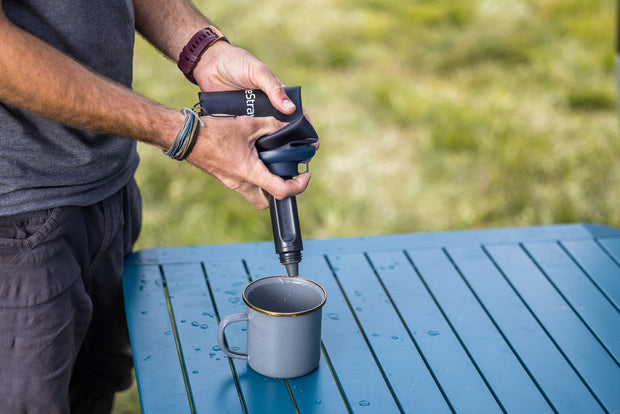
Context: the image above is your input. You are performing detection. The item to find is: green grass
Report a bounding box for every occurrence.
[115,0,617,411]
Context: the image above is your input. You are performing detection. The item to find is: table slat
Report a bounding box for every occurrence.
[370,249,501,413]
[404,248,554,413]
[598,237,620,263]
[327,252,453,413]
[447,245,607,413]
[161,262,243,413]
[523,241,620,363]
[560,239,620,311]
[487,243,620,413]
[122,265,192,413]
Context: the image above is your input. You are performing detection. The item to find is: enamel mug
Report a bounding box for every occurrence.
[217,276,326,378]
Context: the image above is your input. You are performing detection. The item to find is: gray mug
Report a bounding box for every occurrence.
[217,276,327,378]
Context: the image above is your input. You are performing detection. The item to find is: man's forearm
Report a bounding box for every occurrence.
[133,0,213,62]
[0,6,181,149]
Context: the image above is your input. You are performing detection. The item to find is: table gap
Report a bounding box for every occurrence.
[283,380,301,414]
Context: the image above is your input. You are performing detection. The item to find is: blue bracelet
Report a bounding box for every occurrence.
[164,108,204,160]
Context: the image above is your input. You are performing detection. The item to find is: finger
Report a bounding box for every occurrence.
[259,172,312,201]
[239,183,271,210]
[256,74,296,115]
[251,116,286,144]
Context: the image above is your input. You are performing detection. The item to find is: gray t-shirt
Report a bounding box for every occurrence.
[0,0,140,215]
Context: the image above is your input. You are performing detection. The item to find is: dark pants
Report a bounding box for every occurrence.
[0,179,141,414]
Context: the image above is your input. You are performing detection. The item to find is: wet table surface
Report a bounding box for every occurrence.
[122,223,620,413]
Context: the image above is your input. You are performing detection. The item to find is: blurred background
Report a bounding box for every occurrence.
[114,0,616,411]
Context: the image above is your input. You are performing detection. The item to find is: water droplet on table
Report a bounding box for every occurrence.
[191,321,200,327]
[327,313,340,320]
[229,297,240,304]
[359,400,370,407]
[315,399,322,405]
[427,330,440,336]
[212,345,221,352]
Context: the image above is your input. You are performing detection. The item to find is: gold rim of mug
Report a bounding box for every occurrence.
[242,276,327,317]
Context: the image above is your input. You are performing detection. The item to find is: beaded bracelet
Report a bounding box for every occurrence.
[164,107,204,161]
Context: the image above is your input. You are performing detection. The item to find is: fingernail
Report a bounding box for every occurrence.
[282,99,296,110]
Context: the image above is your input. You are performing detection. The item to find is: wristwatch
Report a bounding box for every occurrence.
[177,26,229,84]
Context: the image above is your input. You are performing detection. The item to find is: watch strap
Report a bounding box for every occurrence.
[178,26,229,84]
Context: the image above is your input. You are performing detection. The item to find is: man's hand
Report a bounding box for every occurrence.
[194,42,297,116]
[186,114,311,209]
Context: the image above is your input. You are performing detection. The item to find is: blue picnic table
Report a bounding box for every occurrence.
[122,223,620,413]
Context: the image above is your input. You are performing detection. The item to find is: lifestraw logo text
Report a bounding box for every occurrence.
[245,90,256,116]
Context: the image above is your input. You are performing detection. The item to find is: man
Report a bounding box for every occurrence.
[0,0,315,412]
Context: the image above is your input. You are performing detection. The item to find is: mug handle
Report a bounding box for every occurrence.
[217,312,249,360]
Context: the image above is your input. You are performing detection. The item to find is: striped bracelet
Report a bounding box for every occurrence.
[163,107,204,161]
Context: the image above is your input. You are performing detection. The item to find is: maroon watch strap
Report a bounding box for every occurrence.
[177,27,229,84]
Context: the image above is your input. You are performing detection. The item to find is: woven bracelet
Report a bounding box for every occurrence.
[164,108,204,160]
